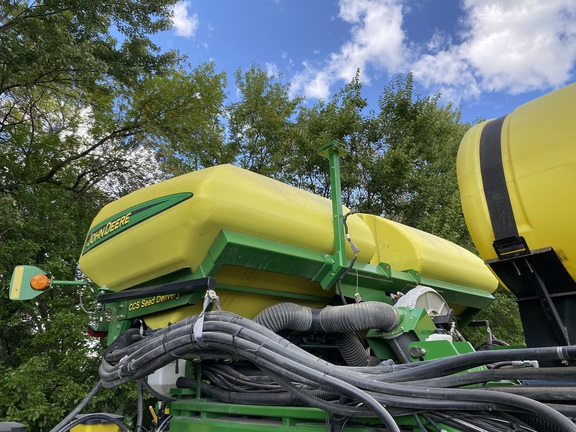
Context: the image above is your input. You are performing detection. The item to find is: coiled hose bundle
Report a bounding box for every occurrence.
[98,309,576,432]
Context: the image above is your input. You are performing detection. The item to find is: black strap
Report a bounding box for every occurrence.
[479,116,529,258]
[98,277,215,303]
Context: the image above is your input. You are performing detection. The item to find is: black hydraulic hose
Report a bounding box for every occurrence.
[135,380,144,432]
[212,314,572,381]
[374,382,576,431]
[254,302,576,381]
[433,413,534,432]
[409,367,576,388]
[203,335,401,431]
[368,346,576,383]
[50,380,103,432]
[156,415,172,432]
[547,404,576,417]
[343,360,425,373]
[176,376,363,416]
[204,364,281,391]
[105,315,401,431]
[512,413,563,432]
[99,311,576,431]
[264,370,376,418]
[203,322,573,431]
[177,376,311,405]
[487,386,576,401]
[205,335,506,414]
[140,378,176,402]
[202,369,282,392]
[101,310,528,392]
[201,323,576,431]
[211,315,576,431]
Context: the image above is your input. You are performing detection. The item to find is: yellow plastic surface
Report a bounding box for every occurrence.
[79,164,376,291]
[359,214,498,294]
[458,83,576,280]
[143,265,335,328]
[71,424,118,432]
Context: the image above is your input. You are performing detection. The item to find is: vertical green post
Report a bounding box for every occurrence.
[196,363,202,399]
[319,140,349,289]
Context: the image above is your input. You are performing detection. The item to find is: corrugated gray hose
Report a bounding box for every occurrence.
[253,301,400,366]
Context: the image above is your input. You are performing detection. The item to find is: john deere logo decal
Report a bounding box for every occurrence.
[81,192,193,255]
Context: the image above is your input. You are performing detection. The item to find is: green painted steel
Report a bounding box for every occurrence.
[100,227,494,343]
[168,397,461,431]
[170,397,383,431]
[191,230,492,309]
[319,140,350,290]
[366,307,435,362]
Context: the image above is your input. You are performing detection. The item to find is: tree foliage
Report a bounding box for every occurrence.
[0,0,223,429]
[462,287,526,348]
[228,65,303,178]
[373,75,472,246]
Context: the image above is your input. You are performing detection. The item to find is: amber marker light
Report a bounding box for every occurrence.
[30,274,51,291]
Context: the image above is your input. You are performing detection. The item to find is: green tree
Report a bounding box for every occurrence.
[368,73,472,246]
[292,70,372,199]
[0,184,106,429]
[462,287,526,348]
[0,0,178,96]
[227,64,303,179]
[0,1,226,429]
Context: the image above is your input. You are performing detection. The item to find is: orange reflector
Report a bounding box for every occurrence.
[30,274,50,291]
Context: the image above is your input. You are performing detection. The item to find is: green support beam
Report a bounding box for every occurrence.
[319,140,350,289]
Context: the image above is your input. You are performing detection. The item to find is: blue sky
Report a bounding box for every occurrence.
[155,0,576,123]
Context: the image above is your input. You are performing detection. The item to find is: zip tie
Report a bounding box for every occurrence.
[252,341,266,361]
[136,319,145,337]
[232,328,243,356]
[319,369,329,390]
[162,323,179,358]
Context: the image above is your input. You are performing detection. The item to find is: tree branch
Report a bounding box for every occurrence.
[34,126,142,186]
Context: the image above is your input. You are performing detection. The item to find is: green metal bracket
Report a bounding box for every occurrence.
[366,307,436,362]
[319,140,349,290]
[409,339,479,362]
[191,230,417,302]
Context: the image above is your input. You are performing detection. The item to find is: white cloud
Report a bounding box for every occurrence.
[414,0,576,101]
[291,0,576,103]
[291,0,407,99]
[291,62,331,99]
[413,51,481,102]
[427,31,452,54]
[266,62,280,78]
[172,1,199,38]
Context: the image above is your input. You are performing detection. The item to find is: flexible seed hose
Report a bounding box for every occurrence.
[253,301,400,333]
[253,301,399,366]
